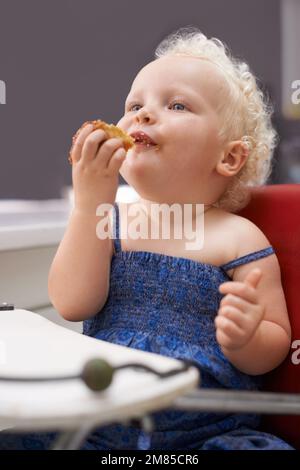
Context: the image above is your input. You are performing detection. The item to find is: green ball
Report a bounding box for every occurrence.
[81,358,114,392]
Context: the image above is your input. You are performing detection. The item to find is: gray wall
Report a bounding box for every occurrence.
[0,0,288,198]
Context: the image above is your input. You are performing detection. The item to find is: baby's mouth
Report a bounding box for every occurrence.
[134,141,158,148]
[130,131,158,147]
[132,141,160,153]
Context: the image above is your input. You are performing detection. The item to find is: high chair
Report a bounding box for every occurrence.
[172,183,300,449]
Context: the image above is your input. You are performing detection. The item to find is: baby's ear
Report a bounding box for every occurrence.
[216,140,249,177]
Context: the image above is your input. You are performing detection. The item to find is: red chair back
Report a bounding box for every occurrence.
[237,184,300,448]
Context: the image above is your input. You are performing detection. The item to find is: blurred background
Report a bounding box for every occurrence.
[0,0,299,199]
[0,0,299,329]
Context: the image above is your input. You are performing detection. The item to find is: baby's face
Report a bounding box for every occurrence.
[117,55,229,203]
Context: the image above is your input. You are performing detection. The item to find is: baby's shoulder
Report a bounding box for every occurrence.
[219,210,277,277]
[216,209,270,244]
[226,212,272,255]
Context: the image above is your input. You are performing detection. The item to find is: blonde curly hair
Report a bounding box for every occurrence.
[154,26,278,212]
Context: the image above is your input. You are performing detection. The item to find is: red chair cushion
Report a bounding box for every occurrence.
[237,184,300,448]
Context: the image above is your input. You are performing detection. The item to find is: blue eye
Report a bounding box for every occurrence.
[129,104,141,112]
[170,102,186,111]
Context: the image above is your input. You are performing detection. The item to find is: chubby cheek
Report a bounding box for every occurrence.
[116,115,128,132]
[166,131,201,165]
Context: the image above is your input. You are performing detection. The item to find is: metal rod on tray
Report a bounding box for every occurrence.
[171,389,300,415]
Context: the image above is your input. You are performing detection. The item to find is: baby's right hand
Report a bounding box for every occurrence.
[69,122,127,214]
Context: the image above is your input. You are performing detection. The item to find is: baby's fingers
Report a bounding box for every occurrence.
[95,137,125,169]
[107,147,127,174]
[215,315,245,350]
[220,293,254,312]
[69,123,94,163]
[218,304,250,330]
[81,129,108,163]
[219,281,257,304]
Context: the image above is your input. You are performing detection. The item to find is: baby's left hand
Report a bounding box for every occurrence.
[215,268,265,351]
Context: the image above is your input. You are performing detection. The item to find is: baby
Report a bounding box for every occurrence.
[0,27,293,450]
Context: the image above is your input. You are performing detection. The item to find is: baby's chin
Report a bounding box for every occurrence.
[119,159,148,193]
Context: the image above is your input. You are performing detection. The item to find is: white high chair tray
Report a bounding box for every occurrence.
[0,310,199,432]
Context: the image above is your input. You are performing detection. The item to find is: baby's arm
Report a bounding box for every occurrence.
[48,123,127,322]
[215,220,291,375]
[48,210,114,322]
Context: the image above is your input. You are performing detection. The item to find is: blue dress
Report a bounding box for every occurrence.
[0,203,293,450]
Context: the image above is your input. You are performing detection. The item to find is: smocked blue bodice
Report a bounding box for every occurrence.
[83,203,275,393]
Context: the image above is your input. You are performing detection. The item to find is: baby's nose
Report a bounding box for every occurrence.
[135,108,153,123]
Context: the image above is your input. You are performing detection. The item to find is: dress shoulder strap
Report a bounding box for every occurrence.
[112,202,122,253]
[220,246,275,272]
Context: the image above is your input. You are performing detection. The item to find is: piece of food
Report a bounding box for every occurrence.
[68,119,134,164]
[91,120,134,151]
